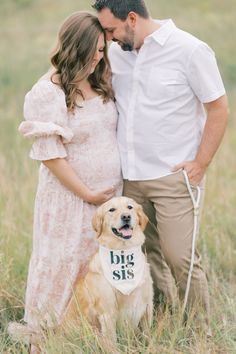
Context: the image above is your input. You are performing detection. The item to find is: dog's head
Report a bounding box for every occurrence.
[92,197,148,249]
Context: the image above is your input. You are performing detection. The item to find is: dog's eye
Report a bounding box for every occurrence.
[109,208,116,212]
[127,205,133,210]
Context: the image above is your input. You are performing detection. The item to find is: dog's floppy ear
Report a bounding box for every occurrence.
[137,205,148,231]
[92,206,104,238]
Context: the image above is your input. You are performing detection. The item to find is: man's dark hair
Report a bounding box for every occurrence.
[92,0,149,20]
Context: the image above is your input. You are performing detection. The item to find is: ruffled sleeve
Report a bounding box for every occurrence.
[19,79,73,161]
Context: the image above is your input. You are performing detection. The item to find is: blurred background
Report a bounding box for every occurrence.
[0,0,236,353]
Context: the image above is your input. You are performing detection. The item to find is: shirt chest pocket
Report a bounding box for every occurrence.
[147,68,187,100]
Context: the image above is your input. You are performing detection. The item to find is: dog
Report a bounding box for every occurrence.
[64,196,153,343]
[8,197,153,349]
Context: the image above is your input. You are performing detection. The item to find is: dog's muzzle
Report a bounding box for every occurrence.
[111,214,133,240]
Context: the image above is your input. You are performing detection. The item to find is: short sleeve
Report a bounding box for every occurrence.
[187,42,226,103]
[19,80,73,161]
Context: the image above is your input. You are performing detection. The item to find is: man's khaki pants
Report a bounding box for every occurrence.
[123,171,209,316]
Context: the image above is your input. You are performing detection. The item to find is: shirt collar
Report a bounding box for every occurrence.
[144,19,176,46]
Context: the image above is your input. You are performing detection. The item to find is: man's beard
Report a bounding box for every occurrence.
[120,41,134,51]
[119,24,135,52]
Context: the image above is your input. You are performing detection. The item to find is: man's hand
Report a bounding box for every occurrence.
[172,160,206,186]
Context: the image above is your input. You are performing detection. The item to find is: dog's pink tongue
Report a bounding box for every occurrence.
[120,228,132,236]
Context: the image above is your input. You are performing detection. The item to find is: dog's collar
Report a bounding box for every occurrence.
[99,245,146,295]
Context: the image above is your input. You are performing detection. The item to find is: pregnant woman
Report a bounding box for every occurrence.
[16,11,122,353]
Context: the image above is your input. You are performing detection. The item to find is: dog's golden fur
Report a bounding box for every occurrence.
[8,197,153,350]
[64,196,153,342]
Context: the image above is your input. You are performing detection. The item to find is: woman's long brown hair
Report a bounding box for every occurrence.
[51,11,114,113]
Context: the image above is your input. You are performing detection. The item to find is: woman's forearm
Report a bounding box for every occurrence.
[42,158,92,201]
[42,158,115,205]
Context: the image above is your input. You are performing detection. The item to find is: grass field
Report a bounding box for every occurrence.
[0,0,236,353]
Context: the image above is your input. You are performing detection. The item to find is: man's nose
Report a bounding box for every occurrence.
[105,32,113,41]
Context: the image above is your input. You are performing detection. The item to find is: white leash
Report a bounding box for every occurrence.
[182,169,201,314]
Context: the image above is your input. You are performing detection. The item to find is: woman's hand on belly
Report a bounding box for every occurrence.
[86,187,116,205]
[42,158,115,204]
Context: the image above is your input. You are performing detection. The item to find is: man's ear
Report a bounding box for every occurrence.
[92,206,104,238]
[127,11,137,28]
[137,205,148,231]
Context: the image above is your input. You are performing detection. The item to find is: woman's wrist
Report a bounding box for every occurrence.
[79,188,94,203]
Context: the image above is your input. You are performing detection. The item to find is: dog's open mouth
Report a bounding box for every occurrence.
[112,224,133,240]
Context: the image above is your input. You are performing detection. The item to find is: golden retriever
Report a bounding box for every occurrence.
[64,196,153,342]
[8,197,153,350]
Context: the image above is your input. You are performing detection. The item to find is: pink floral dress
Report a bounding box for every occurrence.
[19,78,122,329]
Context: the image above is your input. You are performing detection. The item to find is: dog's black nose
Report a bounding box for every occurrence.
[121,213,131,223]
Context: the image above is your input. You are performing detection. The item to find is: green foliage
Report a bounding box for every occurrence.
[0,0,236,353]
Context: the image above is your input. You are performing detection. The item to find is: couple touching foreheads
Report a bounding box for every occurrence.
[16,0,228,351]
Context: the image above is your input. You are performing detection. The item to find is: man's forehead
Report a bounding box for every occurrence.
[97,8,121,29]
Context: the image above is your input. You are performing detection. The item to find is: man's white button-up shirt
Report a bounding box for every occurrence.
[109,19,225,180]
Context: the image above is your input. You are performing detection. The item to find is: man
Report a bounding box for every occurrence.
[92,0,228,329]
